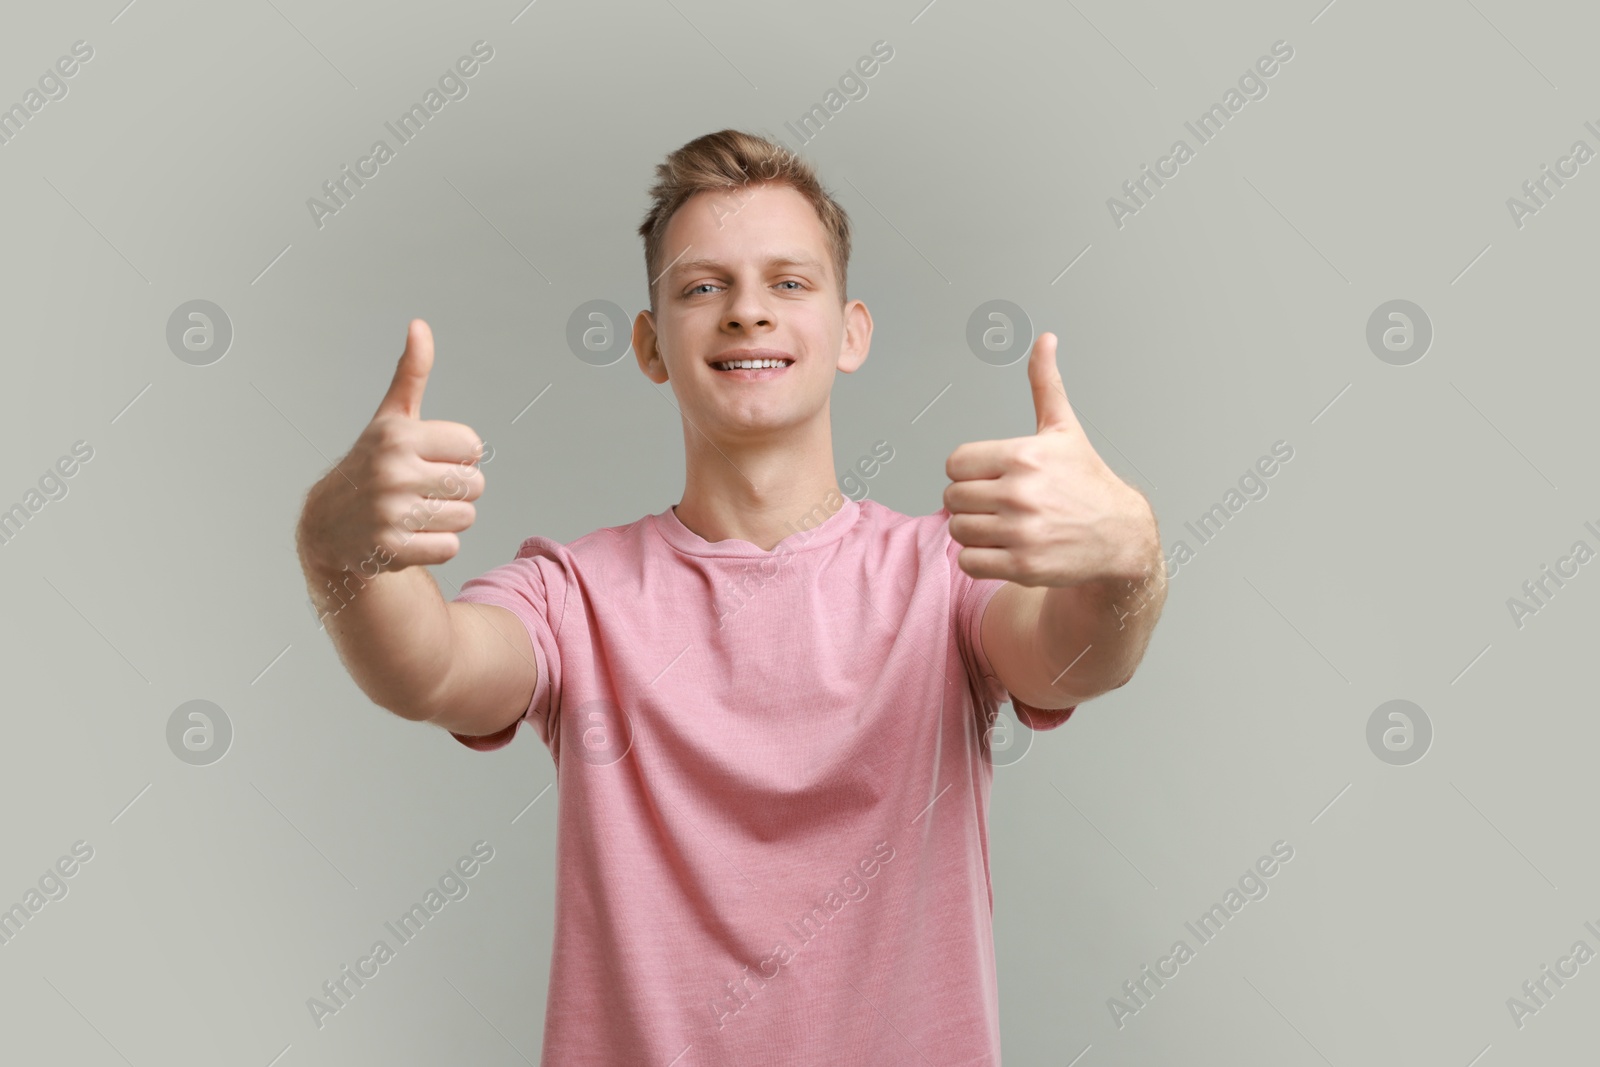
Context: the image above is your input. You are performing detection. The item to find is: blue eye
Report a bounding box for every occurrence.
[687,280,804,295]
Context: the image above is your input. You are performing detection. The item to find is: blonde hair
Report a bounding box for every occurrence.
[637,129,852,310]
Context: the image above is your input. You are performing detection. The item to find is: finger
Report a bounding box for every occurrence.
[376,319,434,420]
[947,512,1010,548]
[380,495,473,537]
[386,531,463,569]
[387,497,478,535]
[943,478,1010,515]
[954,545,1018,582]
[945,438,1024,482]
[411,419,485,465]
[1027,333,1080,435]
[417,459,485,502]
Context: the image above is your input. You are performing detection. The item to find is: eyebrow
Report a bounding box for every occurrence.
[667,252,827,278]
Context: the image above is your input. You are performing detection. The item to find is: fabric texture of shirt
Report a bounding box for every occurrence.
[447,497,1075,1064]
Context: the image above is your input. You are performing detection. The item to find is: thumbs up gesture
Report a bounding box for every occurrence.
[298,319,486,577]
[944,333,1153,588]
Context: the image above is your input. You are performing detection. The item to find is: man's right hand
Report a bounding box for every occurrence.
[298,318,486,578]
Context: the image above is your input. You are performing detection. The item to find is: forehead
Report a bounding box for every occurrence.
[661,182,832,276]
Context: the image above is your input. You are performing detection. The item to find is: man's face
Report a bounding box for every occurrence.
[633,182,870,445]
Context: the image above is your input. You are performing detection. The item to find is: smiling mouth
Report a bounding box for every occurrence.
[711,359,794,371]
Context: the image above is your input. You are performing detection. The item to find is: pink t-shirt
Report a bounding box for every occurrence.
[448,497,1074,1064]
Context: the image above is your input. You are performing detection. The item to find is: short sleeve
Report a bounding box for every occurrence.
[445,536,568,752]
[942,510,1076,732]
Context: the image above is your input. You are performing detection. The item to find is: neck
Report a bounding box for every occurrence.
[673,414,845,551]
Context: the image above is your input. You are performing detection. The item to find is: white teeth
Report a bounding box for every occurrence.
[714,359,790,370]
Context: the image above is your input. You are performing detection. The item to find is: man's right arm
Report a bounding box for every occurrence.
[298,539,536,736]
[429,600,538,737]
[294,317,536,741]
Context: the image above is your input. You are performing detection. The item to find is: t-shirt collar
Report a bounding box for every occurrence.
[650,496,861,558]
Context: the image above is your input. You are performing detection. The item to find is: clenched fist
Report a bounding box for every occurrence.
[298,319,486,578]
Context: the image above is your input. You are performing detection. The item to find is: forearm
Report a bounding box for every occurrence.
[1036,533,1167,701]
[296,500,455,721]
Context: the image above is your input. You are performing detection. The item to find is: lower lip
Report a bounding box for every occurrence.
[711,362,792,380]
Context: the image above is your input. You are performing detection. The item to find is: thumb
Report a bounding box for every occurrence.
[376,319,434,420]
[1028,332,1077,435]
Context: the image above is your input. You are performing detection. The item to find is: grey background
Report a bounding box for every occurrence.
[2,0,1596,1063]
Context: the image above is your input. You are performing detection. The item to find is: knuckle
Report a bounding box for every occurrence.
[423,532,457,563]
[374,528,405,557]
[373,416,410,451]
[439,420,482,456]
[406,499,440,531]
[374,497,404,528]
[380,495,427,532]
[371,460,411,493]
[1015,443,1045,471]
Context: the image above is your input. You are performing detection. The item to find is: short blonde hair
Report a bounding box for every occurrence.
[637,129,852,310]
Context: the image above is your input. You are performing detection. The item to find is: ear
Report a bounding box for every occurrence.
[837,299,872,374]
[633,309,669,384]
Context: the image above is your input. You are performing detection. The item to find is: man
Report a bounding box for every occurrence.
[296,128,1165,1063]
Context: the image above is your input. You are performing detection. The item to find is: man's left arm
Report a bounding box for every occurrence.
[947,332,1168,710]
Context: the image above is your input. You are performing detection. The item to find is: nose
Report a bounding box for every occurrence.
[723,281,774,331]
